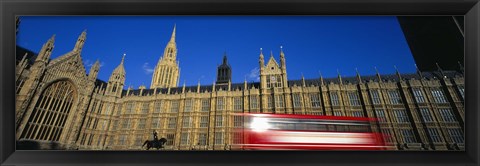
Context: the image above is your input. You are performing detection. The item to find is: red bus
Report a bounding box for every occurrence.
[234,113,389,150]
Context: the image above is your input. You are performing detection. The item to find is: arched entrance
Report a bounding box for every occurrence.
[20,80,77,141]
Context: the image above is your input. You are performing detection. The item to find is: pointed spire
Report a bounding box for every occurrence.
[270,50,274,58]
[244,76,248,89]
[301,72,306,87]
[337,69,343,85]
[259,48,264,67]
[121,53,126,65]
[212,80,216,92]
[374,66,382,82]
[182,81,186,93]
[436,62,446,78]
[197,80,201,93]
[355,68,362,84]
[394,65,402,80]
[223,52,228,65]
[414,64,423,79]
[319,71,325,86]
[170,24,176,43]
[37,34,56,62]
[73,30,87,53]
[228,80,231,91]
[280,45,285,58]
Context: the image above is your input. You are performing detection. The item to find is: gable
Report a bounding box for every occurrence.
[46,51,88,80]
[264,56,281,75]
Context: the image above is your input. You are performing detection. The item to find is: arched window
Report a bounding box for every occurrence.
[20,80,77,141]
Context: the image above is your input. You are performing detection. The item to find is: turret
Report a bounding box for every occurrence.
[415,64,423,79]
[88,60,100,81]
[259,48,264,69]
[216,52,232,84]
[356,68,363,84]
[375,67,382,82]
[73,30,86,53]
[106,54,126,97]
[36,34,55,63]
[394,65,402,81]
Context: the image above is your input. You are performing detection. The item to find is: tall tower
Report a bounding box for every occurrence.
[150,25,181,89]
[106,54,126,97]
[216,52,231,84]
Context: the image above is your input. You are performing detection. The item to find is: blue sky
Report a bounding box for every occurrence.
[17,16,415,89]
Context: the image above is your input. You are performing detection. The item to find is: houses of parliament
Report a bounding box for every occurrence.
[15,25,465,151]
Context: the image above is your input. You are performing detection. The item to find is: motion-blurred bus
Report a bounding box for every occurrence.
[233,113,389,150]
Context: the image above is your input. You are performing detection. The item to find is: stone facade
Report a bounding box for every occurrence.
[15,26,465,151]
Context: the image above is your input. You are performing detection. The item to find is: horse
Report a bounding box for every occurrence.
[142,138,167,150]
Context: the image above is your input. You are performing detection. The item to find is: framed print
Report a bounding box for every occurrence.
[1,0,479,166]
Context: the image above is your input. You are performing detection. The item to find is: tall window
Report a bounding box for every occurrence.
[154,101,162,113]
[215,115,223,127]
[457,86,465,99]
[166,134,175,145]
[352,111,364,117]
[142,103,149,114]
[180,133,189,145]
[137,119,146,129]
[275,95,285,108]
[439,108,456,122]
[233,97,243,111]
[151,118,160,129]
[250,96,259,109]
[348,91,361,106]
[170,101,179,113]
[135,134,143,146]
[184,99,193,112]
[216,97,225,111]
[427,128,442,143]
[182,116,191,128]
[200,116,209,128]
[419,108,434,122]
[198,133,207,145]
[201,99,210,112]
[375,109,386,122]
[112,120,119,131]
[104,104,112,115]
[292,93,302,108]
[234,115,243,127]
[388,90,403,104]
[267,95,273,108]
[214,132,223,144]
[118,135,127,145]
[370,90,381,104]
[330,92,340,106]
[168,117,177,129]
[122,119,131,129]
[382,129,393,142]
[448,128,464,143]
[401,129,416,143]
[431,88,448,103]
[333,111,342,116]
[126,102,135,114]
[394,109,409,123]
[310,93,321,108]
[412,88,426,103]
[233,132,243,144]
[116,104,123,115]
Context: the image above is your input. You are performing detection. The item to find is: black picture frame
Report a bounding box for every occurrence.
[1,0,479,166]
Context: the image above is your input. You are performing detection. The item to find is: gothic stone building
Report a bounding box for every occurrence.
[15,26,465,151]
